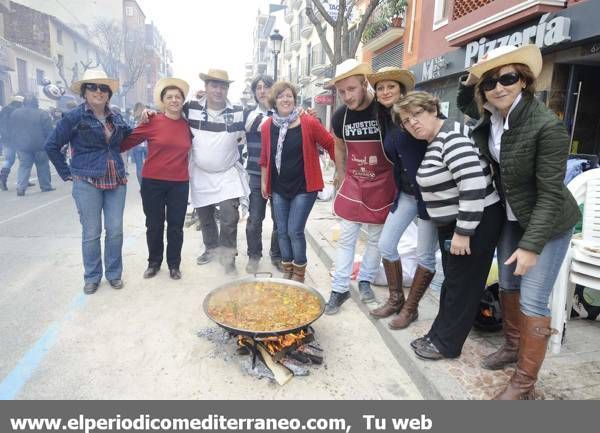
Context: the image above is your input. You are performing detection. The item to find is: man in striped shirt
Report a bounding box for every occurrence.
[243,74,283,274]
[188,69,249,275]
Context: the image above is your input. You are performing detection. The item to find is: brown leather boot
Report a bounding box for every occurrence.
[493,314,556,400]
[281,261,294,279]
[370,258,405,318]
[389,266,434,330]
[481,291,520,370]
[291,262,306,283]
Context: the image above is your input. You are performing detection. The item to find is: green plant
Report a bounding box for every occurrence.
[385,0,408,18]
[361,17,389,43]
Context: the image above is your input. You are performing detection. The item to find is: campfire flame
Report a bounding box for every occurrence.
[263,330,308,355]
[236,330,310,355]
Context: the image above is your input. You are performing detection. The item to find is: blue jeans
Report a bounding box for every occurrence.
[246,186,281,260]
[272,191,317,265]
[2,146,16,170]
[72,179,127,283]
[332,219,383,293]
[131,145,147,186]
[378,192,438,271]
[16,151,52,192]
[498,221,573,317]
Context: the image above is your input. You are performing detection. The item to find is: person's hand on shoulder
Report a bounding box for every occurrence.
[140,108,156,124]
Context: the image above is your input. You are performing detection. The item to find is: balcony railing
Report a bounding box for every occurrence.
[452,0,494,20]
[283,39,293,60]
[290,26,301,51]
[310,44,327,76]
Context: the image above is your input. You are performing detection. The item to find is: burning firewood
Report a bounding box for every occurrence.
[280,357,310,376]
[256,344,293,385]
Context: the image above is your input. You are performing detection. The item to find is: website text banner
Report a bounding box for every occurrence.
[0,401,596,433]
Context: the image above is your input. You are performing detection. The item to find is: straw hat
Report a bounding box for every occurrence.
[199,68,233,84]
[153,77,190,111]
[70,69,119,95]
[367,66,415,91]
[325,59,372,89]
[468,44,542,79]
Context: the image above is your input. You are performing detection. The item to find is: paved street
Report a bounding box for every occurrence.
[0,163,422,399]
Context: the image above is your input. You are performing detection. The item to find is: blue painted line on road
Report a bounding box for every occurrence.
[0,232,138,399]
[0,293,87,400]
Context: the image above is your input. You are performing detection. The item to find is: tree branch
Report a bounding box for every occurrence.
[350,0,379,56]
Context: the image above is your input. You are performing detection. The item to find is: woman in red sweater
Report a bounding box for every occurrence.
[121,78,191,280]
[260,82,335,282]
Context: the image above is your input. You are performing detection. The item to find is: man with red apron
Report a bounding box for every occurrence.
[324,60,396,315]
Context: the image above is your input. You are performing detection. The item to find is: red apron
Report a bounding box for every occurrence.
[333,110,396,224]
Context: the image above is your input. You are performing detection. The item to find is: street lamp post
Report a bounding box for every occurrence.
[269,29,283,81]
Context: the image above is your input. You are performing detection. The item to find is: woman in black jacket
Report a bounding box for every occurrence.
[457,44,580,400]
[365,67,439,332]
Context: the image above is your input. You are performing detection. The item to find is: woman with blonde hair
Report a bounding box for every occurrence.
[395,91,503,361]
[260,81,335,283]
[457,45,579,399]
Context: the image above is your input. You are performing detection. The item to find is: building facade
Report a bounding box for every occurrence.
[408,0,600,155]
[2,1,104,108]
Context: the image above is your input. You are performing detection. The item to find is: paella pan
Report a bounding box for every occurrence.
[203,275,326,337]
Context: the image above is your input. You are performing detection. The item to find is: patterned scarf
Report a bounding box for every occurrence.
[271,108,300,173]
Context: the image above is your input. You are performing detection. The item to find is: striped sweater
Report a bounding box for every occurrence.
[416,122,499,236]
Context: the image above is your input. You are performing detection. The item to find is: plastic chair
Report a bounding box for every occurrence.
[550,168,600,354]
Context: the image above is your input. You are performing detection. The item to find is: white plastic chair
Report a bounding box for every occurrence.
[550,168,600,354]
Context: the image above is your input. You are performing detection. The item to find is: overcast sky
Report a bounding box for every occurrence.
[139,0,274,102]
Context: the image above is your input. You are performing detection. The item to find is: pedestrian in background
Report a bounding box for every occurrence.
[260,81,335,283]
[0,95,24,191]
[46,70,132,295]
[130,102,148,187]
[10,96,54,196]
[457,44,579,400]
[120,78,191,280]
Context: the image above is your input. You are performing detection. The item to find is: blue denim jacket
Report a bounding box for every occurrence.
[45,103,131,180]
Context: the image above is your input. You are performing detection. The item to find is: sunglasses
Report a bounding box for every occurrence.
[84,83,111,93]
[480,72,521,92]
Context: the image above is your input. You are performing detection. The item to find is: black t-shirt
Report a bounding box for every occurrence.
[270,124,306,198]
[332,99,380,141]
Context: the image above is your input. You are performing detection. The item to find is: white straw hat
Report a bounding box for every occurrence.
[153,77,190,111]
[468,44,542,79]
[70,69,119,95]
[325,59,372,89]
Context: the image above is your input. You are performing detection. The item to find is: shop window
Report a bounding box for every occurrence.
[16,58,28,94]
[433,0,451,29]
[36,69,45,85]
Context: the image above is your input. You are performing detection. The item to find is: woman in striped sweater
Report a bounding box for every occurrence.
[394,91,504,360]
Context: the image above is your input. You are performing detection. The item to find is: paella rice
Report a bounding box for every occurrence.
[206,282,322,332]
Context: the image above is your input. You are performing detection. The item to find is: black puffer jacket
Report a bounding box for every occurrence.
[457,77,580,254]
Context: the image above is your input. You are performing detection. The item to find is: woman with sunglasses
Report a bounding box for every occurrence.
[395,91,503,362]
[46,70,132,295]
[457,45,579,399]
[120,78,191,281]
[365,67,439,331]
